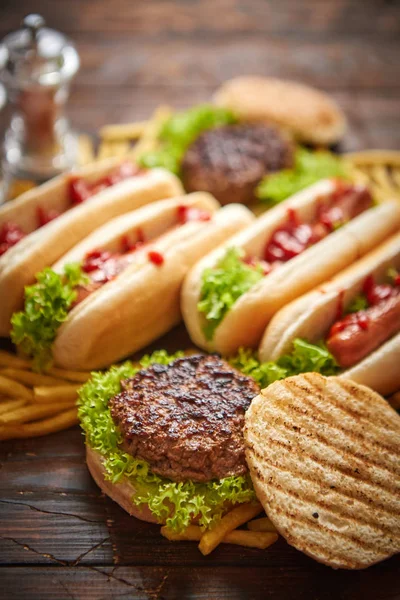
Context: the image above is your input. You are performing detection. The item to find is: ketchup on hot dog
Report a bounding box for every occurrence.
[0,222,26,256]
[69,162,141,205]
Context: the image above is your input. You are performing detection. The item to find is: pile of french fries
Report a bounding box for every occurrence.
[0,350,92,441]
[161,502,279,555]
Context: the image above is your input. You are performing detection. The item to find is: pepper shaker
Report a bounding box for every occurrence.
[0,14,80,201]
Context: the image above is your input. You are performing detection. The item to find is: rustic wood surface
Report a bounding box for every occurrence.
[1,1,400,598]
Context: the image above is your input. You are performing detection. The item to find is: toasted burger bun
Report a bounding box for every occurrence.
[86,445,159,523]
[0,165,183,336]
[181,179,400,355]
[52,202,253,370]
[213,76,347,145]
[245,373,400,569]
[259,233,400,396]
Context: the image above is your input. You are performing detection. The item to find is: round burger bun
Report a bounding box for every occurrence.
[213,76,347,146]
[245,373,400,569]
[86,445,159,523]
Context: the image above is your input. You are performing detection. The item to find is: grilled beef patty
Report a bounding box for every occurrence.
[181,123,294,205]
[109,355,259,482]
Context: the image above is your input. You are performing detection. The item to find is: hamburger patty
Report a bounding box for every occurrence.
[109,355,259,482]
[181,123,293,205]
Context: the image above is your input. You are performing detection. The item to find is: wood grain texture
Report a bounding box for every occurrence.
[0,1,400,598]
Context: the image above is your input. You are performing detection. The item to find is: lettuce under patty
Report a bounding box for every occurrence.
[78,350,256,533]
[257,147,350,205]
[198,247,264,340]
[11,264,88,371]
[138,104,237,175]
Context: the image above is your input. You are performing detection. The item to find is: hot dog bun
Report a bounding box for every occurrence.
[213,77,347,145]
[259,233,400,395]
[0,166,183,336]
[182,180,400,355]
[244,373,400,569]
[52,202,253,370]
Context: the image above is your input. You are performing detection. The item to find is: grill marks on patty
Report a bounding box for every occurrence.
[181,123,294,205]
[109,355,259,482]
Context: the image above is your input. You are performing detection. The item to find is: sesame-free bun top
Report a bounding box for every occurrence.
[213,76,347,146]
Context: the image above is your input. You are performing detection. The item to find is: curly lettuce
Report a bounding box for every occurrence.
[78,350,255,532]
[230,339,339,388]
[257,147,350,205]
[197,248,264,340]
[138,104,237,175]
[11,264,88,371]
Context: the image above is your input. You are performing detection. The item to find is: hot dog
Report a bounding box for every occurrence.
[0,158,183,335]
[182,179,400,355]
[259,233,400,395]
[11,194,254,370]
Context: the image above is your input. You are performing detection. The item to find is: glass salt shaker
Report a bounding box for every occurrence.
[0,14,80,201]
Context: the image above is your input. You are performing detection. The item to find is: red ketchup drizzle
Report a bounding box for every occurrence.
[177,205,211,224]
[81,249,115,274]
[264,208,319,264]
[362,274,397,305]
[0,222,26,256]
[37,206,61,227]
[69,162,141,206]
[121,228,146,253]
[148,250,164,266]
[329,312,369,337]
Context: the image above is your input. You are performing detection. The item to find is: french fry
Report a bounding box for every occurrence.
[100,121,148,141]
[161,525,202,542]
[161,525,278,551]
[0,398,28,415]
[0,408,78,440]
[46,367,92,383]
[223,530,278,550]
[0,375,33,401]
[33,384,81,404]
[0,368,65,388]
[247,516,277,532]
[345,150,400,166]
[198,503,263,556]
[78,134,95,166]
[0,350,31,370]
[0,402,75,424]
[132,105,172,157]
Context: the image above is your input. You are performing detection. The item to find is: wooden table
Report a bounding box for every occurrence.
[1,1,399,598]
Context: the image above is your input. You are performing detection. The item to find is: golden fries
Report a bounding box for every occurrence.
[132,105,172,158]
[198,503,263,556]
[247,516,277,533]
[0,350,31,370]
[0,402,75,424]
[46,367,92,383]
[33,384,81,404]
[0,408,78,440]
[161,525,202,542]
[0,368,64,387]
[78,134,95,166]
[0,375,33,401]
[0,398,28,415]
[161,523,278,551]
[100,121,148,141]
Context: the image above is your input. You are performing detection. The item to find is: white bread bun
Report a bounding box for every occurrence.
[213,77,347,145]
[259,233,400,396]
[182,179,400,355]
[86,445,159,523]
[53,192,220,272]
[0,167,183,336]
[244,373,400,569]
[53,203,253,370]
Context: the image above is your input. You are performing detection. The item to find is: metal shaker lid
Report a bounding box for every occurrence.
[0,14,80,87]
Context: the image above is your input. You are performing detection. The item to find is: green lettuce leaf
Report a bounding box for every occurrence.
[230,338,339,388]
[197,247,264,340]
[257,147,350,205]
[78,350,255,532]
[138,104,237,175]
[346,294,369,313]
[11,264,88,371]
